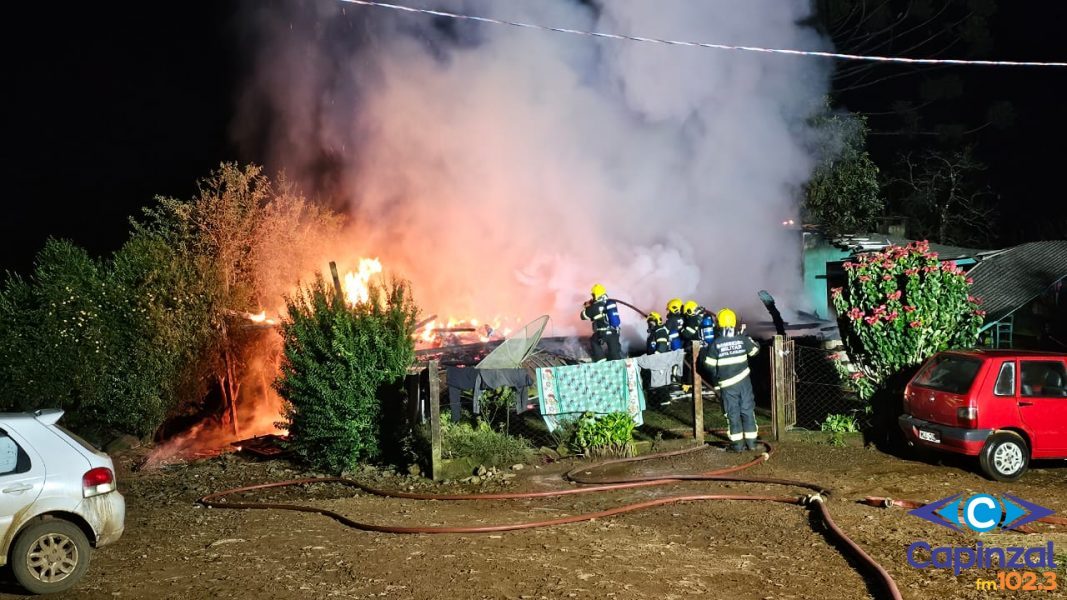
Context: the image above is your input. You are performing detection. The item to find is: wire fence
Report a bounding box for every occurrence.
[431,358,714,454]
[402,341,777,479]
[792,343,869,431]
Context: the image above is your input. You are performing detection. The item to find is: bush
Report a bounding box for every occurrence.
[277,275,417,474]
[820,413,859,447]
[441,416,532,467]
[830,241,984,443]
[831,241,984,401]
[570,412,637,458]
[0,238,211,440]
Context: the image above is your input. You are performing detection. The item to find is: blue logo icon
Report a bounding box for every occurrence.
[909,493,1054,532]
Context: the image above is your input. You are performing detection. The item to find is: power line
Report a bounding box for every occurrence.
[338,0,1067,68]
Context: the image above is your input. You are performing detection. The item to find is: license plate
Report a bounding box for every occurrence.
[918,429,941,443]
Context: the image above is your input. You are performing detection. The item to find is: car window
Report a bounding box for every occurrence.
[993,362,1015,396]
[1020,360,1067,398]
[0,429,31,476]
[913,354,983,394]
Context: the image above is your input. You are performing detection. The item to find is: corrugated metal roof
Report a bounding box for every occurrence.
[831,234,987,260]
[967,240,1067,322]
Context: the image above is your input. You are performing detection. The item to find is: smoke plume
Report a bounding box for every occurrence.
[235,0,831,341]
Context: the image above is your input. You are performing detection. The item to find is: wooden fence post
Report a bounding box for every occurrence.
[428,360,442,481]
[772,335,786,441]
[691,341,704,443]
[329,261,344,304]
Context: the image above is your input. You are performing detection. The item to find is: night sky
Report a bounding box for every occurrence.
[4,1,1065,275]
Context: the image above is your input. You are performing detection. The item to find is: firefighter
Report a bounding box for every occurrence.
[645,311,670,354]
[664,298,684,351]
[580,283,622,361]
[680,301,704,346]
[679,300,704,390]
[698,308,760,452]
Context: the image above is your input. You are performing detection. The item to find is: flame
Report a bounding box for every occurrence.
[421,320,437,342]
[414,316,519,348]
[342,258,383,305]
[249,311,267,323]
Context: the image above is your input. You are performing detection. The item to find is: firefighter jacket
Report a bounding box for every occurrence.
[581,298,620,334]
[699,333,760,389]
[681,311,704,345]
[664,311,684,350]
[646,324,671,353]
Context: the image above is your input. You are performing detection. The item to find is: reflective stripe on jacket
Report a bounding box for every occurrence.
[700,334,759,389]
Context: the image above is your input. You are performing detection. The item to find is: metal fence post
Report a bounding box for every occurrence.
[691,341,704,443]
[428,360,442,481]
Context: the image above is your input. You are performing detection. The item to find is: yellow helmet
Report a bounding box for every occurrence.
[646,311,663,326]
[666,298,683,314]
[718,308,737,328]
[591,283,607,299]
[683,300,699,316]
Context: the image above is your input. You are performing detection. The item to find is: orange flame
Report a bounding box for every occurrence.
[342,258,383,305]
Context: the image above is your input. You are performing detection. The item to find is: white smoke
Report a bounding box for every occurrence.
[235,0,831,341]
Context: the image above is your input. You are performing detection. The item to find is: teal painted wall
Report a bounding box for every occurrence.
[802,233,850,319]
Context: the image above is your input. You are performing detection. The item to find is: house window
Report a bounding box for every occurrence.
[1020,361,1067,398]
[993,362,1015,396]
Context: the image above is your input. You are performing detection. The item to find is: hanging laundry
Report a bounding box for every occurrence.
[537,359,645,432]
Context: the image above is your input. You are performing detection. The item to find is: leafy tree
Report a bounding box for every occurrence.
[277,275,418,473]
[0,163,346,441]
[0,241,109,429]
[830,241,983,405]
[105,234,216,433]
[805,111,884,235]
[133,163,345,434]
[0,237,209,438]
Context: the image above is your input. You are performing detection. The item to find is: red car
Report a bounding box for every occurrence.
[899,349,1067,482]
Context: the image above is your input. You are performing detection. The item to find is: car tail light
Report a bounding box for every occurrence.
[83,467,115,498]
[956,406,978,428]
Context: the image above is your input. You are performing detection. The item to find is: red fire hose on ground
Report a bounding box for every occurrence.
[861,496,1067,531]
[199,440,905,599]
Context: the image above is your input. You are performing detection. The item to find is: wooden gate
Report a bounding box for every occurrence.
[770,335,796,440]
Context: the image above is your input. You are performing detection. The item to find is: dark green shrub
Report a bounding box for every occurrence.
[277,275,417,474]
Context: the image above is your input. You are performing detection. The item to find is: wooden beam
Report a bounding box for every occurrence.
[691,341,704,444]
[329,261,344,304]
[772,335,786,441]
[428,360,442,481]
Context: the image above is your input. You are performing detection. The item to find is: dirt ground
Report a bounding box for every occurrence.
[3,437,1064,600]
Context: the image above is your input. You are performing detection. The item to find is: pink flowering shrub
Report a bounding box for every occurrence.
[831,241,984,401]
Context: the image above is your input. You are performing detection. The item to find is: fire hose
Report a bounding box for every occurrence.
[612,299,648,318]
[198,441,903,600]
[861,496,1067,531]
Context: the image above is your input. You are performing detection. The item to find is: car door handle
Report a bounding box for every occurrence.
[1018,401,1034,407]
[2,484,33,494]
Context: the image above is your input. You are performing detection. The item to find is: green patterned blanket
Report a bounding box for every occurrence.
[537,359,646,432]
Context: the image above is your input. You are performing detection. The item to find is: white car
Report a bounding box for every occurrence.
[0,409,125,594]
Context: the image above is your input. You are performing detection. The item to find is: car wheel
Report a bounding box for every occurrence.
[978,431,1029,482]
[10,518,92,595]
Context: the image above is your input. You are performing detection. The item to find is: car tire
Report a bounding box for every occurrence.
[978,431,1030,482]
[10,518,92,595]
